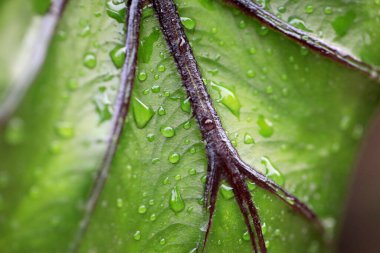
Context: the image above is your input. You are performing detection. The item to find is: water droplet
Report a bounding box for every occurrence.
[160,126,175,138]
[288,16,312,32]
[163,177,170,185]
[117,198,123,208]
[146,133,155,142]
[246,70,256,78]
[261,156,285,186]
[106,0,126,23]
[55,121,74,139]
[169,186,185,213]
[66,79,79,91]
[83,53,97,69]
[157,64,166,72]
[4,118,25,145]
[138,71,147,81]
[324,6,333,15]
[258,26,269,36]
[133,230,141,240]
[151,85,161,93]
[244,133,255,144]
[160,238,166,245]
[149,199,154,205]
[181,17,196,30]
[138,205,147,214]
[211,81,241,118]
[109,44,126,69]
[257,115,274,138]
[132,97,154,129]
[247,181,256,191]
[175,174,182,181]
[183,121,191,130]
[188,168,197,175]
[239,20,246,29]
[158,106,166,116]
[150,213,157,221]
[181,98,191,113]
[140,29,160,63]
[305,5,314,14]
[168,152,180,164]
[220,184,234,200]
[242,231,250,241]
[249,47,257,55]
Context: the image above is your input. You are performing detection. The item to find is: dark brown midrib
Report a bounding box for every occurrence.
[69,0,143,251]
[225,0,380,82]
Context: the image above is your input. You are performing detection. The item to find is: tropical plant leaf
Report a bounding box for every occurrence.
[0,0,379,253]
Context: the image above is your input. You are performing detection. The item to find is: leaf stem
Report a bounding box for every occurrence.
[225,0,380,81]
[69,0,143,251]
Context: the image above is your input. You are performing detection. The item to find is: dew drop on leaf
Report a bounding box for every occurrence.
[157,106,166,116]
[138,205,147,214]
[168,152,180,164]
[160,126,175,137]
[180,17,196,30]
[180,98,191,113]
[133,230,141,241]
[138,71,147,81]
[55,121,75,139]
[243,133,255,144]
[210,81,241,118]
[83,52,97,69]
[257,114,274,138]
[105,0,126,23]
[109,44,126,69]
[220,183,234,200]
[169,186,185,213]
[261,156,285,186]
[132,97,154,129]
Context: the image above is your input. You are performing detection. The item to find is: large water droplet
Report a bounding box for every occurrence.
[132,97,154,129]
[220,183,234,200]
[244,133,255,144]
[109,44,126,69]
[181,98,191,113]
[261,156,285,186]
[106,0,126,23]
[169,186,185,213]
[133,230,141,240]
[181,17,196,30]
[288,16,312,32]
[138,204,147,214]
[257,115,274,138]
[211,81,241,118]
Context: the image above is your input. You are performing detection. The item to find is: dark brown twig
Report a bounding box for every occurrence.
[153,0,322,252]
[225,0,380,82]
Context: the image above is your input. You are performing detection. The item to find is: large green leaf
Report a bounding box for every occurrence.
[0,0,379,252]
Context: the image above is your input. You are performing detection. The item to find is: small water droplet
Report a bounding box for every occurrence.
[163,177,170,185]
[261,156,284,186]
[55,121,74,139]
[157,106,166,116]
[133,230,141,240]
[150,213,157,221]
[175,174,182,181]
[257,115,274,138]
[305,5,314,14]
[183,121,191,130]
[168,152,180,164]
[146,133,155,142]
[288,16,312,32]
[246,70,256,78]
[157,64,166,72]
[324,6,333,15]
[160,238,166,245]
[211,81,241,118]
[169,186,185,213]
[244,133,255,144]
[188,168,197,175]
[83,53,97,69]
[151,85,161,93]
[138,71,147,81]
[220,184,234,199]
[138,205,147,214]
[117,198,123,208]
[132,97,154,129]
[160,126,175,138]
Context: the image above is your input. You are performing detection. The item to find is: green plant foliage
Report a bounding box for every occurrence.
[0,0,380,252]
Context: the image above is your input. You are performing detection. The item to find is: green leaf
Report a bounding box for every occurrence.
[0,0,380,252]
